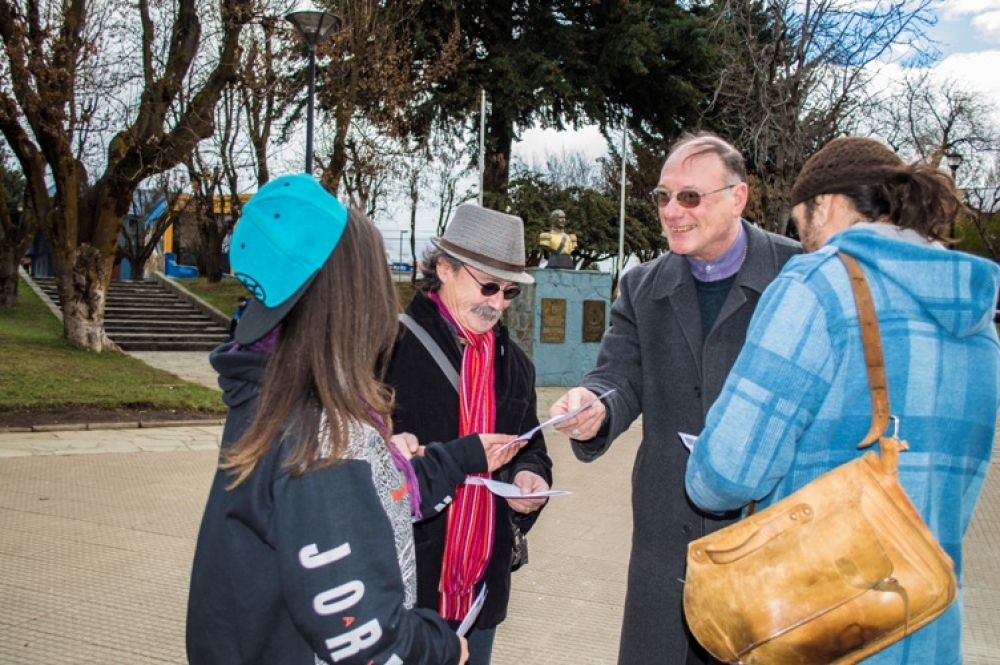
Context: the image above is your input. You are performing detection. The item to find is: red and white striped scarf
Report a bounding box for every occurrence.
[430,292,497,620]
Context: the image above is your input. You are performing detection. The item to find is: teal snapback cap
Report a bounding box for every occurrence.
[230,174,347,344]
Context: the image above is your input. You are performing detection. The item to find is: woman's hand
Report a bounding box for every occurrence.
[390,432,423,460]
[478,433,524,472]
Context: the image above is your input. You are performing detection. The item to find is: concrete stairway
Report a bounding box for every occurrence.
[32,277,229,351]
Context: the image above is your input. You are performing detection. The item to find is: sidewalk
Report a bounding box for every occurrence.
[0,354,997,663]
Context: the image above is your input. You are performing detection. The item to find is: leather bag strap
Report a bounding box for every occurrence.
[746,252,890,518]
[838,252,891,448]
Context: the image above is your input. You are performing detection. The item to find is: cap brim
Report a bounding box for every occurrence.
[430,238,535,284]
[233,274,316,345]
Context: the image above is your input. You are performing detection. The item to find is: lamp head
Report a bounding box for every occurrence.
[285,5,339,45]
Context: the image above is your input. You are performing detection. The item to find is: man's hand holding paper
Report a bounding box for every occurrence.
[506,469,551,514]
[548,387,611,440]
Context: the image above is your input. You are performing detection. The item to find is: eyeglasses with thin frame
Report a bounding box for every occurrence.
[648,183,738,209]
[462,264,521,300]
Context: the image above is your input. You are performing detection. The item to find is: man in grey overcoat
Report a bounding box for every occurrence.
[549,132,801,664]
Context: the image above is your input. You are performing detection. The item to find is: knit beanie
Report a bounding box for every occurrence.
[790,137,902,207]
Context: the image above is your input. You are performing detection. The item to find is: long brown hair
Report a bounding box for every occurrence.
[222,208,400,487]
[835,164,963,242]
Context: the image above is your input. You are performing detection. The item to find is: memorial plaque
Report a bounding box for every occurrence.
[540,298,566,343]
[583,300,605,342]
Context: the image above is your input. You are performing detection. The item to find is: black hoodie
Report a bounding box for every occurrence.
[186,342,487,664]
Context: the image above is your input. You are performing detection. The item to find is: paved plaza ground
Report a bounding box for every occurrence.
[0,352,997,663]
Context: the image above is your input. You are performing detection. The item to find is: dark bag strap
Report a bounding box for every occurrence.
[398,313,459,392]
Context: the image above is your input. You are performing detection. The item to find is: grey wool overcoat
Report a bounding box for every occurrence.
[573,220,800,665]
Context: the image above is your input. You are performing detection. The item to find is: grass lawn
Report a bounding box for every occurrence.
[172,276,251,315]
[0,279,225,414]
[174,275,420,311]
[0,272,422,423]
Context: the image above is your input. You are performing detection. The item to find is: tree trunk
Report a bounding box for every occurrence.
[0,216,34,309]
[199,221,224,283]
[0,242,20,309]
[52,242,118,351]
[322,104,353,195]
[482,115,515,204]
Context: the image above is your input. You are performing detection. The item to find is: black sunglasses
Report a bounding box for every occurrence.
[462,265,521,300]
[648,183,737,209]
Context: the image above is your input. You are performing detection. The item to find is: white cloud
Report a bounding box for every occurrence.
[970,9,1000,36]
[937,0,1000,20]
[931,50,1000,121]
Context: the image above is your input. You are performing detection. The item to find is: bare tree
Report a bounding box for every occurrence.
[428,126,474,239]
[536,149,604,192]
[702,0,935,234]
[0,143,32,307]
[0,192,26,307]
[335,121,401,218]
[965,187,1000,261]
[960,153,1000,262]
[182,77,255,283]
[238,12,282,186]
[294,0,460,195]
[0,0,253,350]
[117,171,187,281]
[873,71,998,169]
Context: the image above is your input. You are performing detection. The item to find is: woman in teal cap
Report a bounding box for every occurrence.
[187,175,520,664]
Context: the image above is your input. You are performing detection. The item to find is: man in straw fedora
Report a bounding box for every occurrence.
[384,203,553,664]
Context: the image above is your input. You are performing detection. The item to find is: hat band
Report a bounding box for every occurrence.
[437,238,525,274]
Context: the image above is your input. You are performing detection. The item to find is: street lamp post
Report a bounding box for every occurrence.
[946,151,963,180]
[285,5,339,174]
[399,230,409,267]
[945,152,964,241]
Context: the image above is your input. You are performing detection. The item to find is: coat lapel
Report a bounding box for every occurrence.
[650,252,704,377]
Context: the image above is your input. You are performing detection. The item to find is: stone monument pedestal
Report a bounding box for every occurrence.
[544,254,574,269]
[505,267,612,387]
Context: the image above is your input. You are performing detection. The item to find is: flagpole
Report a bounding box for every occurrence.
[617,120,628,285]
[479,89,486,206]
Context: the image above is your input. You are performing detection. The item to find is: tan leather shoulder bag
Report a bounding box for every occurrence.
[682,253,957,664]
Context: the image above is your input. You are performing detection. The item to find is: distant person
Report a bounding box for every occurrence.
[686,136,1000,663]
[186,175,523,665]
[538,208,577,269]
[547,132,800,664]
[226,295,248,341]
[384,203,553,664]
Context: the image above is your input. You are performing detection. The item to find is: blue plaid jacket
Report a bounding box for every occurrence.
[686,224,1000,664]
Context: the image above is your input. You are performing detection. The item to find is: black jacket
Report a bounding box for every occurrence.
[384,291,553,628]
[186,342,487,664]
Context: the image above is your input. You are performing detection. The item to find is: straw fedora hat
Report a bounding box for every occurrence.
[430,203,534,284]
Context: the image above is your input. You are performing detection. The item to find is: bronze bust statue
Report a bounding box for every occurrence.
[538,209,577,269]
